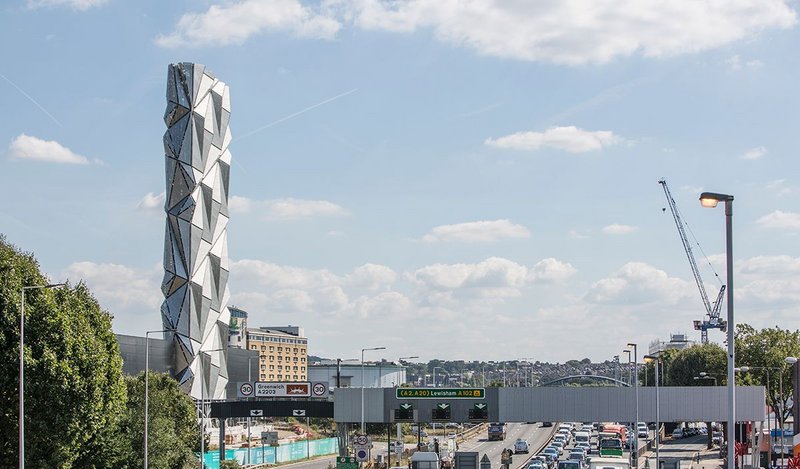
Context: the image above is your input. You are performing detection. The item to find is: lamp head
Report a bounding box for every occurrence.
[700,191,734,208]
[786,357,798,365]
[738,366,750,372]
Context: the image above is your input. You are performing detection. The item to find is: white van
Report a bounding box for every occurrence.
[588,457,631,469]
[574,431,590,445]
[411,452,440,469]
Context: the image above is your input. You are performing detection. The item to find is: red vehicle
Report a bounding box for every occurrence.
[602,424,627,443]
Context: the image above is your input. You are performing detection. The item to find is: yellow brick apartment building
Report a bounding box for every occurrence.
[246,326,308,382]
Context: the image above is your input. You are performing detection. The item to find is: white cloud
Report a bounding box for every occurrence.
[229,196,347,219]
[528,258,577,283]
[727,55,765,70]
[602,224,638,235]
[8,134,89,165]
[350,0,797,64]
[346,264,397,290]
[156,1,796,64]
[584,262,691,305]
[568,229,589,240]
[756,210,800,231]
[407,257,530,300]
[26,0,106,10]
[741,146,767,160]
[765,179,793,196]
[61,261,163,333]
[420,219,530,243]
[137,192,165,211]
[485,126,622,153]
[156,0,341,48]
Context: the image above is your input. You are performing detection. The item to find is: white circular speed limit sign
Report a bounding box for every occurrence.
[355,435,368,446]
[240,382,253,396]
[312,382,327,396]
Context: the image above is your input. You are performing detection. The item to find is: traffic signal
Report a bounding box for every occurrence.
[431,405,451,421]
[394,407,414,421]
[469,404,488,421]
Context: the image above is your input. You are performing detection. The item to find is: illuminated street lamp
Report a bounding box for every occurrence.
[626,343,639,467]
[643,355,661,469]
[199,347,227,469]
[699,190,735,469]
[361,346,386,433]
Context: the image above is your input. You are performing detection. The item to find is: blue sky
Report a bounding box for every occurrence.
[2,0,799,363]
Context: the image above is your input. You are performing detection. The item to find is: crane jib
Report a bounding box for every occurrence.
[658,179,727,343]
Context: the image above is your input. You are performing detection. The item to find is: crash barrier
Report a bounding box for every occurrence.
[198,437,339,469]
[515,424,560,469]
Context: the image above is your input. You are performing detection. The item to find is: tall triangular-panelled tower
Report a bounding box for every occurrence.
[161,62,231,399]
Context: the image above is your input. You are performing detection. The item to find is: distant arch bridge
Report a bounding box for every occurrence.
[540,374,630,387]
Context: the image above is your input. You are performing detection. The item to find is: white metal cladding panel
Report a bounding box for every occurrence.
[333,387,385,423]
[496,386,764,423]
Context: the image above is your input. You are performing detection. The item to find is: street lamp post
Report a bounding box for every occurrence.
[737,363,796,467]
[144,328,175,469]
[700,190,735,469]
[694,372,718,386]
[247,355,254,467]
[627,343,639,467]
[19,283,65,469]
[199,347,227,469]
[644,355,661,469]
[361,347,386,433]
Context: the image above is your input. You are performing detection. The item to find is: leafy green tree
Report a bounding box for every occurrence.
[735,324,800,422]
[115,372,202,469]
[0,236,126,467]
[664,343,726,386]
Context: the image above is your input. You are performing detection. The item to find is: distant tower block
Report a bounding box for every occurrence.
[161,62,231,399]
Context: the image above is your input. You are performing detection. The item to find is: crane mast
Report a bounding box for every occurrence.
[659,179,726,344]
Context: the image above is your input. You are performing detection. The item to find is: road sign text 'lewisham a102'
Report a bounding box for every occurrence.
[395,388,485,399]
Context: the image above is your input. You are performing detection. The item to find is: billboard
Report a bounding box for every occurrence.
[237,381,311,398]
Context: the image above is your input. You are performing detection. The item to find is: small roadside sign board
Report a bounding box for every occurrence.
[390,440,404,454]
[355,434,369,446]
[337,456,359,469]
[396,388,485,399]
[261,431,278,446]
[355,445,370,462]
[312,382,328,397]
[236,381,311,398]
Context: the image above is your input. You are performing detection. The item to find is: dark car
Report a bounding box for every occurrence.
[542,422,554,427]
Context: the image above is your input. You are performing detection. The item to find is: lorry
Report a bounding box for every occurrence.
[411,452,439,469]
[488,422,507,441]
[426,437,457,468]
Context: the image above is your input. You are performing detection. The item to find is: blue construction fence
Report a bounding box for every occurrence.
[199,437,339,468]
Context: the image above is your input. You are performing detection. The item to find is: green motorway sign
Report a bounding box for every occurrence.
[396,388,485,399]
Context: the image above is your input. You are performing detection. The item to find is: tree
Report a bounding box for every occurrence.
[735,324,800,423]
[115,372,201,469]
[0,236,126,467]
[664,343,726,386]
